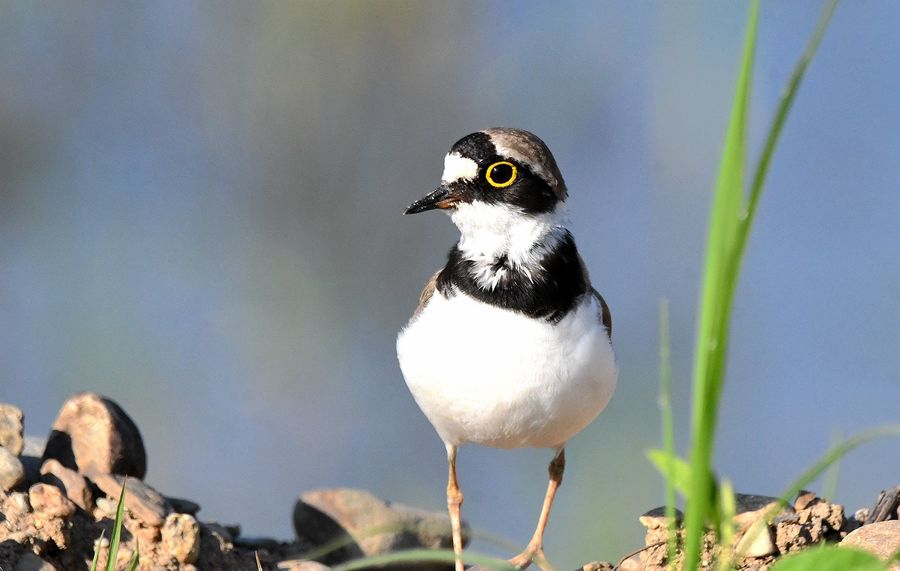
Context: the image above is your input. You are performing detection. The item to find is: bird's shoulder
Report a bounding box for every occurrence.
[412,270,441,319]
[576,252,612,339]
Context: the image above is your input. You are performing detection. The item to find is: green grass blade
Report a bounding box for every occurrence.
[769,545,884,571]
[776,426,900,512]
[683,2,759,567]
[658,299,678,567]
[731,0,840,275]
[647,449,693,498]
[126,540,139,571]
[89,530,104,571]
[716,479,737,571]
[106,478,128,571]
[256,551,264,571]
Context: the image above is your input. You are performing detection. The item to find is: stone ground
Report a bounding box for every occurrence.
[1,394,898,570]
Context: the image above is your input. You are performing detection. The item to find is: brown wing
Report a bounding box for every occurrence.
[412,271,441,320]
[591,288,613,339]
[577,253,612,339]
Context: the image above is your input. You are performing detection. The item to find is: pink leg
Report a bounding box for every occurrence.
[508,448,565,570]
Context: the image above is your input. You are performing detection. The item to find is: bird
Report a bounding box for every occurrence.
[396,128,618,571]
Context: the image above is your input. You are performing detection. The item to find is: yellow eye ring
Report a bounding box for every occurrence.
[485,161,517,188]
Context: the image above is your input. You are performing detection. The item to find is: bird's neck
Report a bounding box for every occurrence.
[450,201,568,275]
[438,202,587,322]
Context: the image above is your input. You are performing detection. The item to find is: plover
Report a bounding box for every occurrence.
[397,128,618,570]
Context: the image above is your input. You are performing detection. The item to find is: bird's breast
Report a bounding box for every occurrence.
[396,290,618,449]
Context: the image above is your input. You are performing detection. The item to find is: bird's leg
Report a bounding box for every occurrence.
[446,444,465,571]
[509,447,565,571]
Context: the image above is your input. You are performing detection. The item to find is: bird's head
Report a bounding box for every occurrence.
[405,128,567,218]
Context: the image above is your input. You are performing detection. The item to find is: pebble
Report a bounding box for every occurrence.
[840,520,900,563]
[735,518,777,558]
[92,473,172,527]
[42,392,146,478]
[162,513,201,564]
[0,403,25,455]
[28,483,75,519]
[165,495,201,515]
[866,486,900,524]
[293,487,467,563]
[0,446,25,491]
[638,506,683,530]
[40,458,93,510]
[15,553,57,571]
[733,494,790,529]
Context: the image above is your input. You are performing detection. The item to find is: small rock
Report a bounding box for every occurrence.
[638,506,684,530]
[28,482,75,518]
[775,518,811,554]
[735,518,777,558]
[20,455,43,487]
[15,553,57,571]
[733,494,790,529]
[23,435,47,457]
[617,554,643,571]
[841,520,900,563]
[40,458,93,510]
[165,495,201,515]
[794,490,817,511]
[293,488,469,563]
[579,562,615,571]
[42,392,146,478]
[92,473,172,527]
[866,486,900,524]
[162,513,201,564]
[0,403,25,455]
[0,446,26,491]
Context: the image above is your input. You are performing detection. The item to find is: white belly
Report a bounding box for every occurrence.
[396,290,618,449]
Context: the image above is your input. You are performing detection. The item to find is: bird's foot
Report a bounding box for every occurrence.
[508,543,554,571]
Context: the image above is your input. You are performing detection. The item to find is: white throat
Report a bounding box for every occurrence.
[450,201,568,288]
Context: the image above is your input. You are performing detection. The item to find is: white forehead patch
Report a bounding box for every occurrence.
[441,152,478,183]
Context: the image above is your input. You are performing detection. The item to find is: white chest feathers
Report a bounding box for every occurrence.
[396,290,618,449]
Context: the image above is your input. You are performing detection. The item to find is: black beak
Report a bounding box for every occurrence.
[404,184,459,215]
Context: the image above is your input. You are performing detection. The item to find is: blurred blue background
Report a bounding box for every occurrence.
[1,1,898,567]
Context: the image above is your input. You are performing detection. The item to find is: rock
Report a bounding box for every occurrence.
[775,517,812,554]
[638,506,684,530]
[28,482,76,518]
[735,518,777,558]
[0,403,25,455]
[40,458,93,510]
[293,488,468,563]
[733,494,790,529]
[162,513,201,564]
[867,486,900,524]
[579,562,615,571]
[0,446,26,491]
[15,553,57,571]
[92,473,172,527]
[20,455,43,487]
[42,392,146,478]
[165,495,201,515]
[794,490,817,511]
[841,520,900,563]
[617,554,643,571]
[23,434,47,457]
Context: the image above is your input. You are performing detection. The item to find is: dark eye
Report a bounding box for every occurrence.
[485,161,517,188]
